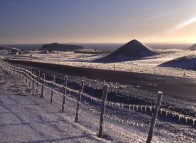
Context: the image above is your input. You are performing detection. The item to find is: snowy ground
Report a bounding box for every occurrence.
[2,49,196,78]
[0,67,108,143]
[0,60,196,143]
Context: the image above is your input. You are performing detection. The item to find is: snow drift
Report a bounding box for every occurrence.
[94,39,156,63]
[159,55,196,70]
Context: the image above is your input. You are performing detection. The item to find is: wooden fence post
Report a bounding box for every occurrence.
[25,73,28,84]
[28,68,31,87]
[36,71,40,94]
[28,70,31,87]
[146,91,163,143]
[98,85,109,138]
[75,80,84,123]
[61,76,68,112]
[50,74,55,104]
[32,71,35,91]
[40,73,45,98]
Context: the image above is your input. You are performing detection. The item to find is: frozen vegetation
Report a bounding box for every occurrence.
[0,42,196,142]
[0,66,109,143]
[2,47,196,78]
[0,58,196,142]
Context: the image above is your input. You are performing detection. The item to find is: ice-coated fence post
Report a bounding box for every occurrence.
[146,91,163,143]
[98,85,108,138]
[36,71,40,94]
[25,72,28,84]
[50,74,55,104]
[28,69,31,87]
[32,71,35,91]
[183,72,186,77]
[28,68,32,87]
[61,76,68,112]
[40,73,45,98]
[75,80,84,123]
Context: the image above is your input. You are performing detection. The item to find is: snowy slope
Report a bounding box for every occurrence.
[95,39,156,63]
[160,55,196,70]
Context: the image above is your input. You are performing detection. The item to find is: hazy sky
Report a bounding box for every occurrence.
[0,0,196,44]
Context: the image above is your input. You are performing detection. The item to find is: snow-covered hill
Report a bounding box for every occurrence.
[160,55,196,70]
[94,39,156,63]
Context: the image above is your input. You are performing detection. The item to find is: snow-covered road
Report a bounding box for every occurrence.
[0,68,108,143]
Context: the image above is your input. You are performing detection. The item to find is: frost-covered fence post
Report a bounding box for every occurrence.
[40,73,45,98]
[98,85,109,138]
[183,72,186,77]
[28,68,31,87]
[28,68,32,87]
[50,74,55,104]
[32,71,35,91]
[61,76,68,112]
[36,71,40,94]
[146,91,163,143]
[75,80,84,123]
[25,71,28,84]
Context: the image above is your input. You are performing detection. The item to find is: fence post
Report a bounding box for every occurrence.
[98,85,109,138]
[50,74,55,104]
[25,73,28,84]
[146,91,163,143]
[36,71,40,94]
[28,68,32,87]
[61,76,68,112]
[32,71,35,91]
[75,80,84,123]
[40,73,45,98]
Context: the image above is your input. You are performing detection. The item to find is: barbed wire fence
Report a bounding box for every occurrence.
[0,59,195,142]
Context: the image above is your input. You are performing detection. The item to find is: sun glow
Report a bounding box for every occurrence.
[169,16,196,33]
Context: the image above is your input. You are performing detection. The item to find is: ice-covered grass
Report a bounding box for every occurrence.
[0,67,110,143]
[3,49,196,78]
[0,60,195,143]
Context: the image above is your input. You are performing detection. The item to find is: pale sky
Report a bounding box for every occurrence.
[0,0,195,44]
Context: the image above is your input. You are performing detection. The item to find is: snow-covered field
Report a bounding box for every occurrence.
[2,48,196,78]
[0,57,196,143]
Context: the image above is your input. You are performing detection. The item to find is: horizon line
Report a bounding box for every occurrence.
[0,41,194,45]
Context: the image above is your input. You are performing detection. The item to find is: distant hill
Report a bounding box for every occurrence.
[188,44,196,50]
[0,46,20,51]
[94,39,156,63]
[0,46,15,50]
[40,43,84,51]
[159,55,196,70]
